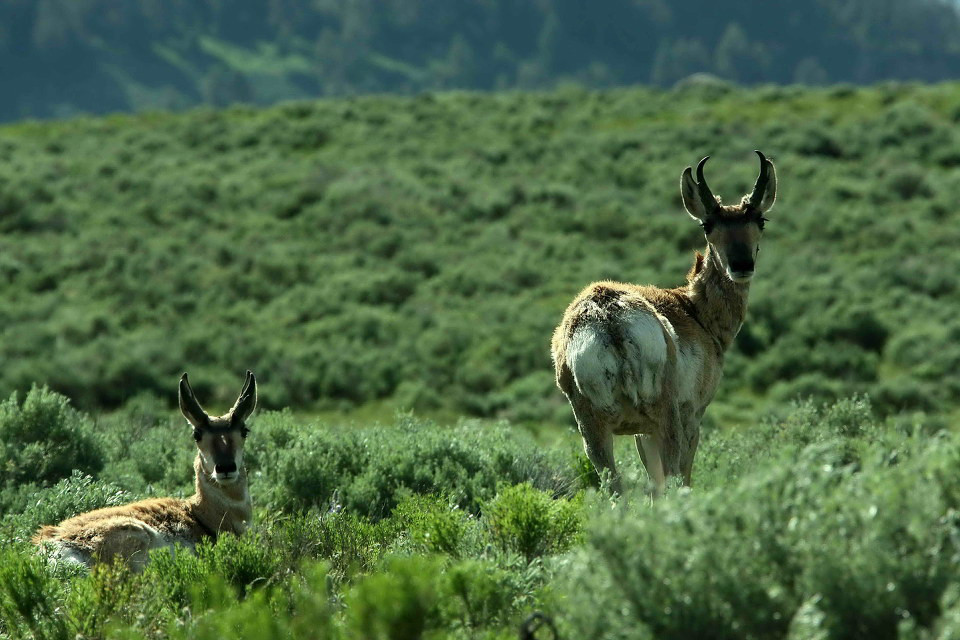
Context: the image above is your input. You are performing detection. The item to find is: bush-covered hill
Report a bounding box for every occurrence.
[2,388,958,638]
[2,82,959,425]
[5,0,960,121]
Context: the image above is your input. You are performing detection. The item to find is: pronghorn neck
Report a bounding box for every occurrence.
[687,244,751,352]
[188,455,252,537]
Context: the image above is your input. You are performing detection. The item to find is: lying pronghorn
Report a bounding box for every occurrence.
[552,152,776,495]
[33,371,256,570]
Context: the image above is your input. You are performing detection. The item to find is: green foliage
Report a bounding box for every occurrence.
[1,399,959,638]
[138,532,284,610]
[484,483,582,562]
[694,396,878,490]
[341,556,443,640]
[341,555,531,639]
[168,565,335,640]
[394,494,478,557]
[264,415,575,517]
[0,386,103,487]
[0,547,69,640]
[556,402,960,640]
[439,559,526,632]
[259,511,400,584]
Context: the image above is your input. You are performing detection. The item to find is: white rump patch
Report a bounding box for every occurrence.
[567,308,669,410]
[567,325,620,411]
[619,309,668,405]
[43,542,93,569]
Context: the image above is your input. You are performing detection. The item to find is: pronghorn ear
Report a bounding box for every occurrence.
[681,166,708,221]
[179,373,208,429]
[230,370,257,424]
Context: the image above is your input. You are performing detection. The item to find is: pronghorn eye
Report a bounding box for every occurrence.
[701,220,714,234]
[240,427,250,439]
[193,429,202,442]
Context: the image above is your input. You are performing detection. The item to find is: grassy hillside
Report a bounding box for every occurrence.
[2,81,959,429]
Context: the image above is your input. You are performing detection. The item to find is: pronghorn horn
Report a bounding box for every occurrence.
[695,156,718,213]
[179,372,208,427]
[749,150,771,209]
[230,370,257,422]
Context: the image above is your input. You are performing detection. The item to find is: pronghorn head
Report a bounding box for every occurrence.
[680,150,777,284]
[179,370,256,485]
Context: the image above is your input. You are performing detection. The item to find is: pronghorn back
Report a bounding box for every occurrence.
[33,498,207,569]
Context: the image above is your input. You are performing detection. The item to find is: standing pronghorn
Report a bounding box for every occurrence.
[33,371,257,570]
[551,152,776,495]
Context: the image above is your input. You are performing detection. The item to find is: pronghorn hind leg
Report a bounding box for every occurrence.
[635,433,665,497]
[636,403,683,497]
[680,420,701,487]
[569,394,622,495]
[95,519,164,572]
[582,429,621,495]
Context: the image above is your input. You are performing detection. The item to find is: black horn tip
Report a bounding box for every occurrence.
[754,149,767,163]
[697,156,710,171]
[180,372,189,383]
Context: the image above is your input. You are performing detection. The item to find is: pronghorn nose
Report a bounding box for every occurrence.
[215,462,237,474]
[730,259,754,274]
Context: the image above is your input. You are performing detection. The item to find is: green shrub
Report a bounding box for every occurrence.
[342,556,443,640]
[484,483,582,562]
[869,377,941,416]
[0,547,69,640]
[0,386,104,487]
[65,561,158,639]
[693,397,879,492]
[1,398,959,639]
[158,562,335,640]
[886,166,933,200]
[266,415,575,518]
[439,559,528,631]
[196,532,285,596]
[142,544,215,609]
[394,494,478,557]
[559,405,958,640]
[258,511,401,584]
